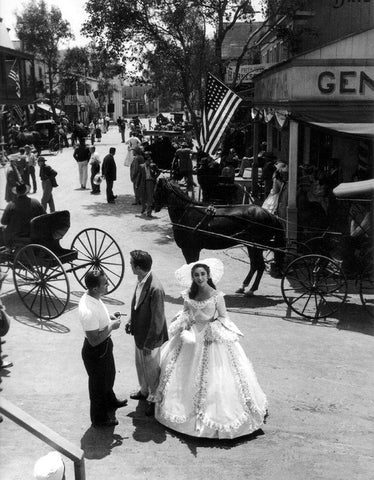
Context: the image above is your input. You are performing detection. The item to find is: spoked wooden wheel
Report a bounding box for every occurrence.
[48,139,59,155]
[71,228,125,293]
[281,254,347,321]
[359,264,374,317]
[13,244,70,320]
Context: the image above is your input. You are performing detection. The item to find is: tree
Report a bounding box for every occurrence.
[15,0,73,118]
[82,0,213,137]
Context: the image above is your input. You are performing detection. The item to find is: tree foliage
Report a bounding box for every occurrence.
[15,0,73,115]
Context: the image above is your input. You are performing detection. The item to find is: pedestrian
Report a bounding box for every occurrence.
[1,182,44,247]
[154,258,268,438]
[125,250,168,417]
[124,132,141,167]
[4,156,26,202]
[119,117,127,143]
[105,114,110,132]
[101,147,117,204]
[261,152,277,197]
[73,139,90,189]
[172,142,195,199]
[24,144,38,193]
[96,117,104,139]
[88,120,96,146]
[89,146,101,195]
[130,146,144,205]
[37,157,58,213]
[0,273,13,372]
[136,151,159,217]
[33,451,65,480]
[262,162,288,215]
[79,270,127,427]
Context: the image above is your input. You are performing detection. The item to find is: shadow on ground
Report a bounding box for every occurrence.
[280,301,374,336]
[127,402,167,444]
[82,195,141,217]
[1,291,74,333]
[225,294,285,310]
[81,426,128,460]
[137,222,174,246]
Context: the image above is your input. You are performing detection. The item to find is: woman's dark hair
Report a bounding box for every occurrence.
[189,263,216,299]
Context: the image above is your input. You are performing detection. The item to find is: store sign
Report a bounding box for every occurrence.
[255,66,374,101]
[225,64,266,84]
[318,70,374,94]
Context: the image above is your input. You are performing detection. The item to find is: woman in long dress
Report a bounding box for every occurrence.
[154,258,268,439]
[262,162,288,215]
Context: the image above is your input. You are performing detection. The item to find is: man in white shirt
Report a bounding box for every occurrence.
[79,270,127,427]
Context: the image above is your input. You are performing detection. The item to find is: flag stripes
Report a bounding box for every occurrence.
[199,73,242,157]
[8,64,21,98]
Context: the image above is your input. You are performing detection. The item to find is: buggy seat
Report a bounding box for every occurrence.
[30,211,77,264]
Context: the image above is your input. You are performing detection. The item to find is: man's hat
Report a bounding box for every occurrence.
[38,156,46,163]
[93,174,102,185]
[11,183,30,196]
[24,144,31,149]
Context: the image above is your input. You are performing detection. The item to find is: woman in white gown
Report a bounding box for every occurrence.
[154,258,268,439]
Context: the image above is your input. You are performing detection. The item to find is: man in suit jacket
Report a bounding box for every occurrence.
[126,250,168,416]
[101,147,117,203]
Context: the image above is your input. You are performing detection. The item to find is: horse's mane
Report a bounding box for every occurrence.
[159,176,203,206]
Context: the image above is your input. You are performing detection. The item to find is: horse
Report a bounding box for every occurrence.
[10,129,43,155]
[153,176,286,295]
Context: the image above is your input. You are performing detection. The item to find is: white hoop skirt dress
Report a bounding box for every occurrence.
[154,290,268,439]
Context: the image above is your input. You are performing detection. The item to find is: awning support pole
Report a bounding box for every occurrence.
[287,119,298,241]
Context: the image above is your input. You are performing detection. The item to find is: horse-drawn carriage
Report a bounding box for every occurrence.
[153,175,373,323]
[0,211,125,320]
[33,120,68,154]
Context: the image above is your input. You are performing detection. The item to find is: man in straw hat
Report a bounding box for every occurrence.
[1,182,44,247]
[33,451,65,480]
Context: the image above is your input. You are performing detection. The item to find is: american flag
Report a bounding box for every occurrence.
[8,64,21,98]
[199,73,242,156]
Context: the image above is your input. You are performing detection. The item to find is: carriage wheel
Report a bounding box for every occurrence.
[71,228,125,294]
[48,139,59,155]
[281,254,347,321]
[359,264,374,317]
[13,244,70,320]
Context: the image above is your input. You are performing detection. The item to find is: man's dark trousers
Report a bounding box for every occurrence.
[82,337,117,424]
[106,179,115,202]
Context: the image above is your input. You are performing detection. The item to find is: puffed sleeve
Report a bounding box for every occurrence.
[168,290,193,337]
[215,291,243,337]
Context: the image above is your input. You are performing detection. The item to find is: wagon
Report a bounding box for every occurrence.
[280,179,374,322]
[0,211,125,320]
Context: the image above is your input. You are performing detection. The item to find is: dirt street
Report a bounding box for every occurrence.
[0,126,373,480]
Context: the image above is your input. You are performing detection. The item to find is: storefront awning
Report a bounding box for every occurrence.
[36,102,65,116]
[308,122,374,137]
